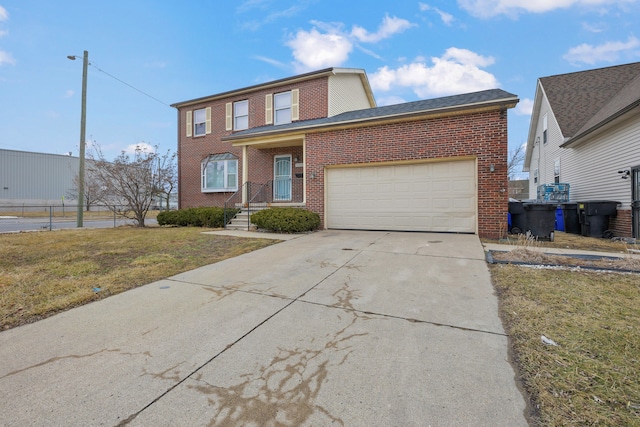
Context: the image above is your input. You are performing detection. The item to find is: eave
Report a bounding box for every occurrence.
[225,97,519,146]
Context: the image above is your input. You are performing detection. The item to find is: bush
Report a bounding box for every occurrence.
[157,207,239,228]
[250,208,320,233]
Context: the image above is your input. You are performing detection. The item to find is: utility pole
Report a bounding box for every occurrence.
[68,50,88,227]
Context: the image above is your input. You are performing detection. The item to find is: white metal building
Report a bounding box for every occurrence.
[0,148,80,206]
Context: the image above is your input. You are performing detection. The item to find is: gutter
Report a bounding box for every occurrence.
[222,96,519,143]
[170,68,366,108]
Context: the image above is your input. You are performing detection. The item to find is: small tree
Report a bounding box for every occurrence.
[89,144,176,227]
[68,161,109,211]
[507,143,526,181]
[156,155,177,210]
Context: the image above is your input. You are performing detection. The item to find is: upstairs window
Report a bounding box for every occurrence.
[543,113,548,144]
[534,168,538,184]
[201,153,238,193]
[274,92,292,125]
[194,108,207,136]
[234,100,248,130]
[265,89,299,125]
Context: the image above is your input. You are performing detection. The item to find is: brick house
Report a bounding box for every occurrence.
[171,68,518,239]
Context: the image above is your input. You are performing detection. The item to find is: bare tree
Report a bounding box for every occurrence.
[68,161,109,211]
[507,143,526,181]
[156,155,177,210]
[89,144,176,227]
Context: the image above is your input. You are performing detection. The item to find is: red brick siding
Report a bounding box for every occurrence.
[177,77,329,208]
[609,209,633,237]
[305,110,509,239]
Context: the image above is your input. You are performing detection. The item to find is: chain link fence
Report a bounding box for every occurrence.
[0,204,158,233]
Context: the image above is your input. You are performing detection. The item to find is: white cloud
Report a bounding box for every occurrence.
[351,14,415,43]
[124,143,156,154]
[419,3,455,26]
[64,90,74,98]
[377,95,407,106]
[515,98,533,116]
[370,47,499,98]
[287,27,353,73]
[582,22,606,33]
[253,55,288,69]
[458,0,634,18]
[563,35,640,64]
[286,15,416,73]
[0,6,8,22]
[0,50,15,66]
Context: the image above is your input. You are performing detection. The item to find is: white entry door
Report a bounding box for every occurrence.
[274,155,292,201]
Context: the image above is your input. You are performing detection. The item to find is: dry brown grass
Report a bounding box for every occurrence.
[491,249,640,425]
[484,231,638,254]
[0,227,277,330]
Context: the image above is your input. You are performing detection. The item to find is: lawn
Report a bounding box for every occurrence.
[0,227,278,330]
[489,233,640,425]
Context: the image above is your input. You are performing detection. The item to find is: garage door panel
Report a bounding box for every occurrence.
[326,160,476,233]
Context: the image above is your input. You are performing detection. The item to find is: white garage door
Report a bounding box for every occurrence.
[326,160,477,233]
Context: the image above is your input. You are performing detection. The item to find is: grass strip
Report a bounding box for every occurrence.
[0,227,277,330]
[491,264,640,425]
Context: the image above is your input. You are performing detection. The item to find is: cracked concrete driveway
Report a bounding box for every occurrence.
[0,230,528,426]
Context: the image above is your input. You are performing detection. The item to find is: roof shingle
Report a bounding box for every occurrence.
[225,88,518,140]
[540,62,640,138]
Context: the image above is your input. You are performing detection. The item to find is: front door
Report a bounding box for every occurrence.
[633,166,640,239]
[274,155,292,201]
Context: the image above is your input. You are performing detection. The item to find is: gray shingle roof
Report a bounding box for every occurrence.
[224,88,518,140]
[540,62,640,138]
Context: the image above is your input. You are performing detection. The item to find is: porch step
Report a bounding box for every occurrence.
[226,207,268,231]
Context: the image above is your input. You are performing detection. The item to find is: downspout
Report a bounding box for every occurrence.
[302,137,306,204]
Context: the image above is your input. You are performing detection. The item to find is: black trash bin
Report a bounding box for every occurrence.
[561,202,581,234]
[523,202,557,241]
[576,201,619,238]
[508,201,526,234]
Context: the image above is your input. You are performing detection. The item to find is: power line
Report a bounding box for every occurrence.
[88,62,171,108]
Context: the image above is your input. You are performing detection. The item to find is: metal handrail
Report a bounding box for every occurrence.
[223,182,247,228]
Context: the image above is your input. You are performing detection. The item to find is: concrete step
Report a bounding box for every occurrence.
[225,207,267,231]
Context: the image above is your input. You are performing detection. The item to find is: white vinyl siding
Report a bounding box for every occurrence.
[326,160,477,233]
[528,96,563,197]
[327,74,374,116]
[558,115,640,207]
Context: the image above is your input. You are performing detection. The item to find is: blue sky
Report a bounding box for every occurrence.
[1,1,639,175]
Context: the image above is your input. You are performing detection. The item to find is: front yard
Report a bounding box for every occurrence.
[1,227,638,424]
[488,233,640,425]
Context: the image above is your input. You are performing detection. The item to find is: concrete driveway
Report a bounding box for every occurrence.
[0,230,528,426]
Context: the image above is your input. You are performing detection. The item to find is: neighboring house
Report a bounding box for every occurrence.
[508,179,529,200]
[172,67,518,239]
[523,62,640,238]
[0,148,79,206]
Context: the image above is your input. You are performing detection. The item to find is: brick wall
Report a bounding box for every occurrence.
[305,110,509,239]
[609,208,633,237]
[177,77,329,208]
